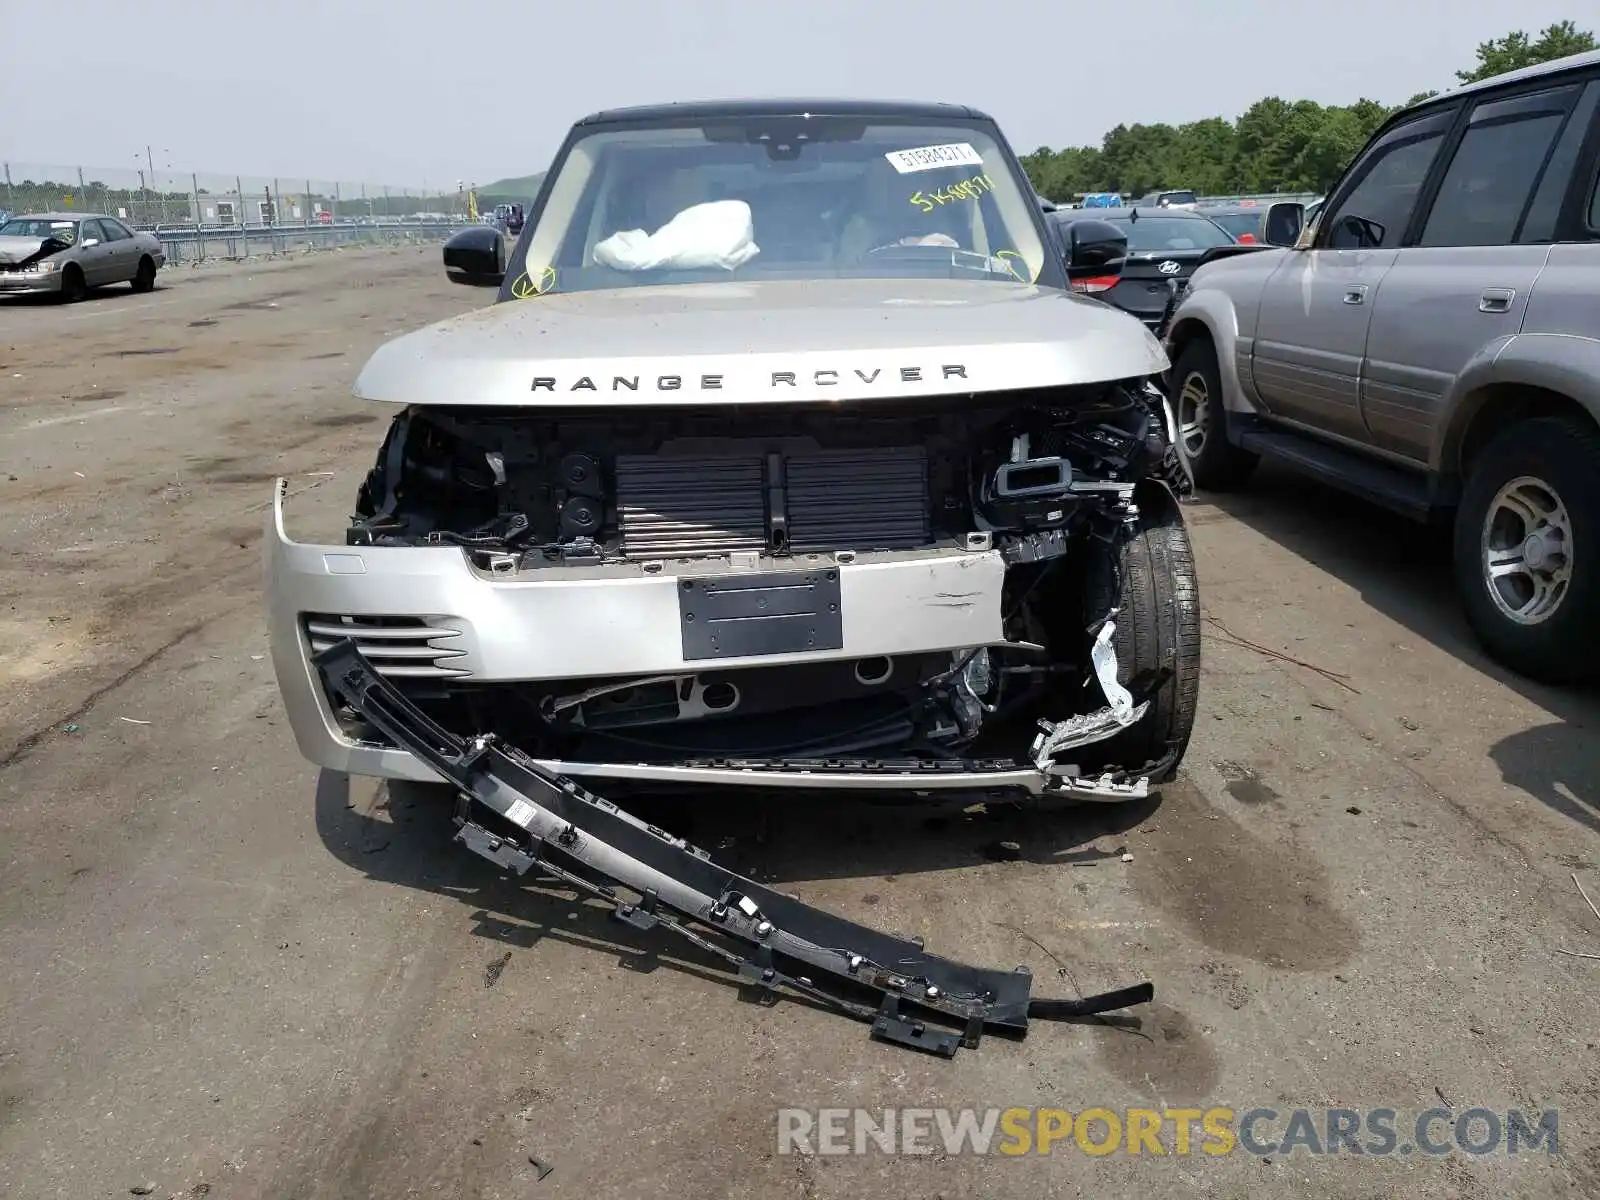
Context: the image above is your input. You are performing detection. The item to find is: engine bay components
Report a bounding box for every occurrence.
[345,385,1189,562]
[305,380,1198,789]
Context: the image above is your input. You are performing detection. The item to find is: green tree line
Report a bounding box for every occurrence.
[1020,21,1595,201]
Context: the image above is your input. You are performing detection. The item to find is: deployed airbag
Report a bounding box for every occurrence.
[593,200,761,272]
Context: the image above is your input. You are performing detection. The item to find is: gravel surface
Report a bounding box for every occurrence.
[1,250,1597,1199]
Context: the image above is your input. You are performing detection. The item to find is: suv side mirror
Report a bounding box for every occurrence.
[443,225,506,287]
[1063,218,1128,283]
[1329,213,1385,249]
[1263,201,1304,247]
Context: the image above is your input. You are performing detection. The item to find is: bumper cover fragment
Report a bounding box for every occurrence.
[315,639,1155,1057]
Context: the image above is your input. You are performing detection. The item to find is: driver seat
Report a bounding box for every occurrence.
[838,161,972,263]
[837,162,906,264]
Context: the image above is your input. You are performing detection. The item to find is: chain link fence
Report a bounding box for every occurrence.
[2,161,482,263]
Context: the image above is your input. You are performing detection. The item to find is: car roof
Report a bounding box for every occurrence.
[1419,45,1600,108]
[576,97,989,126]
[1050,205,1210,221]
[6,212,108,222]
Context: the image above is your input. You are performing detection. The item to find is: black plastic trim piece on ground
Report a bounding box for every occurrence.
[314,639,1155,1057]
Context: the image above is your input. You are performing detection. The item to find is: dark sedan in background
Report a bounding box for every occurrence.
[1046,205,1238,329]
[1195,203,1266,243]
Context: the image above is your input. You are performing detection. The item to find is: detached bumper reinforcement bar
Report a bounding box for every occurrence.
[315,640,1155,1057]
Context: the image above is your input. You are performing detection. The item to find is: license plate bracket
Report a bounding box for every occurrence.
[678,569,843,661]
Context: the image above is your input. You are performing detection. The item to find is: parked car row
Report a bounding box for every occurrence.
[253,50,1600,889]
[1194,202,1268,242]
[1046,205,1252,330]
[423,50,1598,699]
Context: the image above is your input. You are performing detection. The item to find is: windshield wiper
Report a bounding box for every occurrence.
[865,243,1022,281]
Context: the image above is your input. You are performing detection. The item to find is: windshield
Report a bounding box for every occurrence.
[1203,212,1261,240]
[1156,190,1197,206]
[1117,215,1234,252]
[0,218,78,242]
[514,117,1047,295]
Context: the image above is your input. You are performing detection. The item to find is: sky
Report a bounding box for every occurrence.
[0,0,1589,190]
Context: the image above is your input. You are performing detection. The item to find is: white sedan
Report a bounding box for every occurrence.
[0,212,167,302]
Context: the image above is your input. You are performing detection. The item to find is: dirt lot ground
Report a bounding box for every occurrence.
[2,250,1598,1200]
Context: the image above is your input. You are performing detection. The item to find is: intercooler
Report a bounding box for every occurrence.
[615,446,931,558]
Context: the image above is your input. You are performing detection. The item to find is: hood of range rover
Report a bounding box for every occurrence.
[355,277,1168,407]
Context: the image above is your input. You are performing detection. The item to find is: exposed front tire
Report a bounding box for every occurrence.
[1080,485,1202,784]
[1452,416,1600,683]
[57,264,87,304]
[131,256,157,293]
[1171,338,1258,491]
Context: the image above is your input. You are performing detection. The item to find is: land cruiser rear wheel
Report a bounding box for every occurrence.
[1171,338,1258,491]
[1079,485,1201,784]
[1453,416,1600,683]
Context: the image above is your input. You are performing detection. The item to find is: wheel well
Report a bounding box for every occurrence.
[61,261,83,277]
[1453,385,1597,477]
[1165,317,1212,364]
[1134,476,1183,527]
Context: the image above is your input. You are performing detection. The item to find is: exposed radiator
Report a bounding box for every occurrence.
[615,446,930,559]
[614,456,768,557]
[786,447,929,552]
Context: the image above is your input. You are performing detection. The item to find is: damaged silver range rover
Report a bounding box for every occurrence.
[267,99,1202,803]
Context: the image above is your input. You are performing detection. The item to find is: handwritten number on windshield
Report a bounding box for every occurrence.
[909,174,995,213]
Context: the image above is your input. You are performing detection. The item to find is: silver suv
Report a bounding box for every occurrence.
[269,99,1199,801]
[1165,48,1600,683]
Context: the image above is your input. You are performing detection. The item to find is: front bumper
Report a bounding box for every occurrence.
[314,637,1156,1058]
[266,481,1149,798]
[0,269,62,294]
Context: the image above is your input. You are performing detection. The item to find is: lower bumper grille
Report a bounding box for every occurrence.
[615,446,930,559]
[303,614,470,678]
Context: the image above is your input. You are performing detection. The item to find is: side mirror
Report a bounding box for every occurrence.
[1329,213,1385,249]
[1263,202,1304,247]
[1063,218,1128,286]
[443,225,506,287]
[81,238,100,248]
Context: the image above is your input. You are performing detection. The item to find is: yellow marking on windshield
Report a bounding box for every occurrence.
[510,266,558,299]
[994,250,1031,282]
[908,174,995,213]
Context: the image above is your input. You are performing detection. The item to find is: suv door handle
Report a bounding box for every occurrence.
[1479,287,1516,313]
[1343,286,1367,305]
